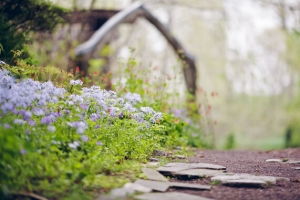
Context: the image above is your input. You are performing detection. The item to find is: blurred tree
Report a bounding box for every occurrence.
[0,0,66,64]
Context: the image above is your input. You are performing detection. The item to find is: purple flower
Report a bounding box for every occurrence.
[4,124,11,129]
[20,149,26,155]
[81,135,88,142]
[26,129,30,135]
[1,102,14,112]
[90,113,100,121]
[28,120,35,126]
[22,110,32,120]
[96,141,102,146]
[108,106,119,117]
[119,113,124,118]
[41,115,55,125]
[123,103,137,112]
[95,125,100,129]
[80,104,88,110]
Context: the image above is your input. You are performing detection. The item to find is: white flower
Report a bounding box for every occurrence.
[140,107,155,114]
[69,141,80,149]
[70,79,83,86]
[48,125,56,133]
[14,119,26,125]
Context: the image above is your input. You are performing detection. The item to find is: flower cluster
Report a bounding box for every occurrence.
[70,79,83,85]
[0,69,163,152]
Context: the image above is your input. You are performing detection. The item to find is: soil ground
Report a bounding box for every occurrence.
[168,148,300,200]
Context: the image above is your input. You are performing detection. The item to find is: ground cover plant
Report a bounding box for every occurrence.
[0,60,206,199]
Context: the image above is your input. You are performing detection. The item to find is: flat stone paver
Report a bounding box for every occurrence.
[135,192,214,200]
[222,179,268,188]
[174,168,227,177]
[134,179,169,192]
[163,163,226,170]
[211,173,290,187]
[123,183,152,193]
[157,166,189,173]
[142,168,168,182]
[212,174,276,184]
[169,182,211,190]
[110,187,134,196]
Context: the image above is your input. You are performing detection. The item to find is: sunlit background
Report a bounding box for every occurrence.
[35,0,300,149]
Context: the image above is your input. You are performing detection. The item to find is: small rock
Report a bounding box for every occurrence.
[266,159,282,163]
[153,150,168,156]
[287,160,300,164]
[175,146,183,150]
[292,167,300,170]
[149,158,159,162]
[135,192,214,200]
[173,155,187,159]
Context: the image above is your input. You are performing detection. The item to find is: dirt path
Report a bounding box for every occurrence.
[168,148,300,200]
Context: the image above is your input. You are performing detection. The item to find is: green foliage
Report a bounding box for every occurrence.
[0,59,207,199]
[2,52,73,87]
[224,132,235,150]
[285,31,300,148]
[0,0,67,64]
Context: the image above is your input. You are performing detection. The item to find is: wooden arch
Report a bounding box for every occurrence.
[75,2,197,96]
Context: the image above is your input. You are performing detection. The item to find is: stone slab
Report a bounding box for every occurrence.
[222,179,267,188]
[123,183,152,193]
[211,174,277,184]
[142,168,168,182]
[174,169,227,177]
[110,187,135,197]
[134,179,169,192]
[162,162,226,170]
[168,182,211,190]
[157,166,189,173]
[135,192,214,200]
[211,173,290,187]
[147,162,159,167]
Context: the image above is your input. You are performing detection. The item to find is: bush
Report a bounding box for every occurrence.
[0,0,66,64]
[0,65,195,199]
